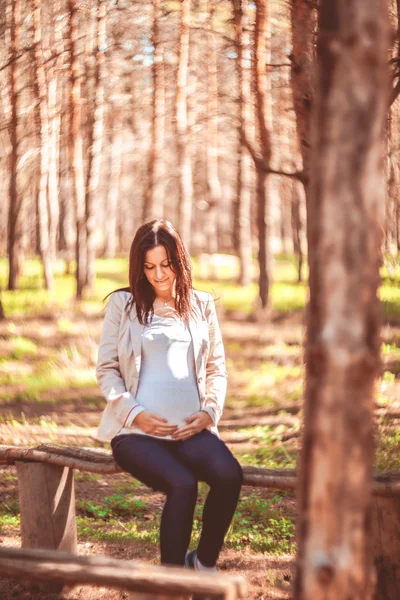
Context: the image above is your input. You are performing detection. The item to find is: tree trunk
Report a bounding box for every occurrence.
[104,109,123,258]
[205,0,222,257]
[371,495,400,600]
[58,83,75,269]
[233,0,253,286]
[291,180,303,283]
[85,0,106,290]
[295,2,390,599]
[32,0,54,291]
[254,0,272,310]
[47,0,63,265]
[290,0,316,189]
[175,0,193,250]
[143,0,165,222]
[7,0,21,291]
[67,0,87,300]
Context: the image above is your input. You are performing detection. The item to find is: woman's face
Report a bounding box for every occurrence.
[143,245,176,296]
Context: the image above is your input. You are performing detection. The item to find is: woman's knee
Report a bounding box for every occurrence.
[167,472,198,497]
[210,456,243,489]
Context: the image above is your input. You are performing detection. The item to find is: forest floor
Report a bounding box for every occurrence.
[0,256,399,599]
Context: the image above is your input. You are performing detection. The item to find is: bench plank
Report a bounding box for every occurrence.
[2,445,400,495]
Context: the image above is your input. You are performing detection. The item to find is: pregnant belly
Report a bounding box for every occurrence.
[135,381,201,427]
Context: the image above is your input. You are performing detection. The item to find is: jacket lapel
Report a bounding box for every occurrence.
[128,311,144,374]
[187,315,202,376]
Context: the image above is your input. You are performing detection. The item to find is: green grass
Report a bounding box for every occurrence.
[376,427,400,471]
[0,256,306,317]
[73,487,295,555]
[2,255,400,319]
[9,336,38,359]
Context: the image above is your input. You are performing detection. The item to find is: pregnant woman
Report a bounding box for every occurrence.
[95,219,243,574]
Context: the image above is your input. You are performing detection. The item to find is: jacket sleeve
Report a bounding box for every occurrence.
[96,292,145,427]
[201,294,227,426]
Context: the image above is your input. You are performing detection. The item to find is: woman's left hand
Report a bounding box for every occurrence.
[171,411,213,441]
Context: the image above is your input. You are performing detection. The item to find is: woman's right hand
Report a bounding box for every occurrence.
[133,411,179,436]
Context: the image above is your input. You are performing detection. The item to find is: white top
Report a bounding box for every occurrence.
[118,307,201,439]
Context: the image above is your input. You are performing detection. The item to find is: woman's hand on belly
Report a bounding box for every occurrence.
[134,411,179,437]
[171,411,213,441]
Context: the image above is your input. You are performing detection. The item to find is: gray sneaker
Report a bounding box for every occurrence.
[185,549,197,569]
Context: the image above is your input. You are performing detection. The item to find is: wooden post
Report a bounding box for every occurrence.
[371,496,400,600]
[16,461,77,592]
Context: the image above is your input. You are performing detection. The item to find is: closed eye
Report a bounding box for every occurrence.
[144,262,171,270]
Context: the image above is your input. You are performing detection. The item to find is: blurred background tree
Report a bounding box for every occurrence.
[0,0,312,308]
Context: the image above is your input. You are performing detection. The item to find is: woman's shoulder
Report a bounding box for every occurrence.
[191,289,213,303]
[106,289,133,312]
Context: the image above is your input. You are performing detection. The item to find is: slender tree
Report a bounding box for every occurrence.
[85,0,106,290]
[254,0,272,309]
[104,108,123,258]
[32,0,54,290]
[175,0,193,250]
[290,0,317,190]
[68,0,87,299]
[47,0,64,265]
[295,2,390,598]
[143,0,165,221]
[7,0,21,291]
[204,0,222,256]
[232,0,253,285]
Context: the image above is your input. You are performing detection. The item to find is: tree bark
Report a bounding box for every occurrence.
[175,0,193,250]
[291,180,303,283]
[290,0,316,189]
[232,0,253,286]
[254,0,272,310]
[7,0,21,291]
[104,109,123,258]
[143,0,165,222]
[85,0,106,290]
[205,0,222,257]
[32,0,54,291]
[47,0,63,265]
[67,0,87,300]
[295,2,390,598]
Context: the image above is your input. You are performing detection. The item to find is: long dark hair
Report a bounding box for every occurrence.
[104,219,195,324]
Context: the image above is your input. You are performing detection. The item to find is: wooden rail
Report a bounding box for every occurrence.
[0,546,247,599]
[1,443,400,495]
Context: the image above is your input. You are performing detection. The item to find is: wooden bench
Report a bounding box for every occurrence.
[0,443,399,599]
[0,546,247,599]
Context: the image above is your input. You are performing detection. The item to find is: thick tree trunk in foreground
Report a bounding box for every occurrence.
[295,2,389,599]
[175,0,193,250]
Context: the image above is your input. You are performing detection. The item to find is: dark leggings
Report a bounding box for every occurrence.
[111,429,243,567]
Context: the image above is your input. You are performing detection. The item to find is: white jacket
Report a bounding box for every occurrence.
[95,289,227,442]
